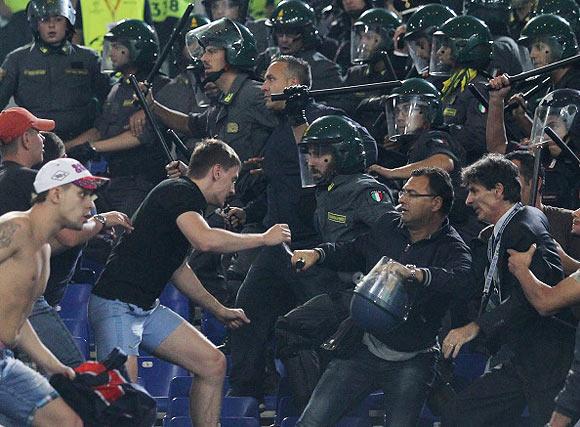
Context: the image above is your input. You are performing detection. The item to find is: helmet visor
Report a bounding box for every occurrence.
[530,102,578,155]
[429,33,458,76]
[406,36,431,74]
[350,24,386,64]
[386,95,432,140]
[297,142,335,188]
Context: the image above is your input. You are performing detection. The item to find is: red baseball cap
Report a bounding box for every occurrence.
[0,107,55,144]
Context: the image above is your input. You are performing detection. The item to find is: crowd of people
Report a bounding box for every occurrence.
[0,0,579,425]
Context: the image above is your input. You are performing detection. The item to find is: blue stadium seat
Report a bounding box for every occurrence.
[164,417,260,427]
[221,418,261,427]
[280,416,370,427]
[160,283,185,303]
[167,397,189,417]
[138,356,189,412]
[221,397,260,419]
[62,318,90,343]
[57,283,92,320]
[72,336,90,360]
[200,310,227,345]
[168,396,260,419]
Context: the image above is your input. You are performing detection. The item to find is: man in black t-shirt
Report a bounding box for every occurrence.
[89,139,291,426]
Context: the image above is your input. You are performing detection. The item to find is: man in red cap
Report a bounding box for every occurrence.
[0,106,133,371]
[0,157,108,425]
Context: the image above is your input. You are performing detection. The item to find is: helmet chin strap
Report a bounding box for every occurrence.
[202,69,226,85]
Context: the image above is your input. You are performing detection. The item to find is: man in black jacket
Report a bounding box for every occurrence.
[442,153,575,427]
[291,167,472,427]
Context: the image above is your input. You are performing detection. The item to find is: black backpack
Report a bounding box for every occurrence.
[50,348,157,427]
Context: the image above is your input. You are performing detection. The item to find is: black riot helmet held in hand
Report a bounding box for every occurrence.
[298,115,366,187]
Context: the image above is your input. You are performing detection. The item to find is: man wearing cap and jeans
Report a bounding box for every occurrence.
[0,107,133,370]
[0,157,109,426]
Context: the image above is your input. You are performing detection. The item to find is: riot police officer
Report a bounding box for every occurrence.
[340,8,403,118]
[430,15,493,164]
[150,17,278,207]
[65,19,170,217]
[229,114,393,401]
[367,78,481,240]
[403,4,457,78]
[255,0,343,93]
[533,0,580,41]
[0,0,111,140]
[463,0,529,76]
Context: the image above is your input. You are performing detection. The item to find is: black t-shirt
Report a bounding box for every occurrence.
[0,161,36,213]
[93,177,207,309]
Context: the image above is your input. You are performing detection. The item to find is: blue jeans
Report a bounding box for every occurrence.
[296,345,436,427]
[27,297,84,367]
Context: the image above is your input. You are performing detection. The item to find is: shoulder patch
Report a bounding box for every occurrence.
[478,103,487,114]
[443,107,457,118]
[328,212,347,224]
[369,190,386,202]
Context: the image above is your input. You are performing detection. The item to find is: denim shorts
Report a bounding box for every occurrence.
[0,349,59,426]
[88,294,185,360]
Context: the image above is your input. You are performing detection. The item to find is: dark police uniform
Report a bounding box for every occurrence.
[230,130,393,399]
[94,72,170,216]
[442,73,489,165]
[0,41,111,140]
[187,73,278,205]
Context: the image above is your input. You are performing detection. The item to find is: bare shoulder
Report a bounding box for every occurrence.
[0,213,32,250]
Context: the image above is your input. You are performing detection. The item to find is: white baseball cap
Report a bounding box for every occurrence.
[34,158,109,194]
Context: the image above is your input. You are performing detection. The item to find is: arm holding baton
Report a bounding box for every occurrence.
[129,75,175,163]
[484,54,580,88]
[270,79,403,101]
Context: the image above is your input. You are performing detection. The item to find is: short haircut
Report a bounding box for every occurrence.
[270,55,312,89]
[410,167,454,214]
[462,153,521,203]
[40,131,66,163]
[187,138,241,179]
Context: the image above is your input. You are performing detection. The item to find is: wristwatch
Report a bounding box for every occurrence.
[406,264,418,282]
[93,214,107,227]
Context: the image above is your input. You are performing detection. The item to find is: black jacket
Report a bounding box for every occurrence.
[318,211,472,352]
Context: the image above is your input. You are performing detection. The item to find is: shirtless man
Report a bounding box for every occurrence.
[0,157,108,426]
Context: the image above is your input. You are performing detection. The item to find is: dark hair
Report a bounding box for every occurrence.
[187,138,241,179]
[410,167,454,214]
[462,153,521,203]
[40,131,66,163]
[505,150,545,192]
[31,190,48,205]
[270,55,312,88]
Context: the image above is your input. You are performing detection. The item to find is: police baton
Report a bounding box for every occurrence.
[503,76,551,114]
[166,129,192,160]
[145,2,195,84]
[484,54,580,88]
[270,79,403,101]
[129,75,175,163]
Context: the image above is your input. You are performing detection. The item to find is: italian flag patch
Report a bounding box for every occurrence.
[370,190,384,202]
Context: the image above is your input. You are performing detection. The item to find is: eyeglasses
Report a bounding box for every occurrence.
[399,189,438,198]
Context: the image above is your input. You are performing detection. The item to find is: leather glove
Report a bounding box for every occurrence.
[283,85,310,127]
[67,141,97,163]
